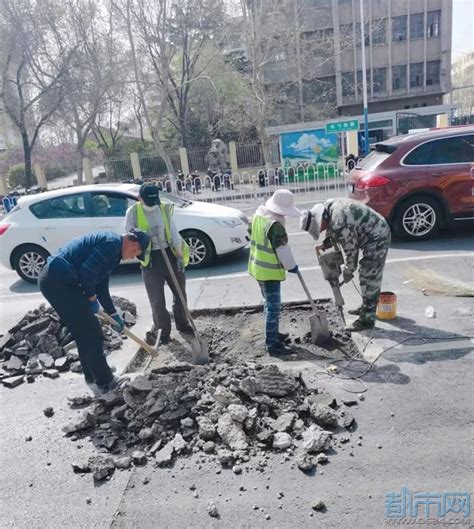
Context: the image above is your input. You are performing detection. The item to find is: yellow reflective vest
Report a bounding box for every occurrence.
[135,203,190,268]
[248,214,285,281]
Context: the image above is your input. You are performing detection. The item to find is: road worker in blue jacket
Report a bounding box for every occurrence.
[38,230,149,394]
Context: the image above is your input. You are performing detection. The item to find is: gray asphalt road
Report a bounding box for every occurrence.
[0,213,473,529]
[1,209,473,329]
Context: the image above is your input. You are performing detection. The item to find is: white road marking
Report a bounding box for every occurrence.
[186,252,474,283]
[393,338,474,355]
[0,252,472,299]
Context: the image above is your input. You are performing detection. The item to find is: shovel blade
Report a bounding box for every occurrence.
[309,312,330,345]
[190,336,209,365]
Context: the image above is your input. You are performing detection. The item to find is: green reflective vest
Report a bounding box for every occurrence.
[135,203,190,268]
[248,214,286,281]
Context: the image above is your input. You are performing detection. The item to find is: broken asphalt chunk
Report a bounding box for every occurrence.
[2,375,24,388]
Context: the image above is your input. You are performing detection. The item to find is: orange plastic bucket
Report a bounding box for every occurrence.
[377,291,397,320]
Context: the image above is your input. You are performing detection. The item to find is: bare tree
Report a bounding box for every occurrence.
[93,86,128,155]
[113,0,176,176]
[234,0,387,158]
[164,0,225,148]
[0,0,75,189]
[55,0,119,184]
[238,0,293,168]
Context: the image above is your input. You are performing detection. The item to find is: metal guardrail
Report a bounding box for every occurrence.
[151,163,349,206]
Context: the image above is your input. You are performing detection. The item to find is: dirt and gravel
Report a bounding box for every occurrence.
[0,297,137,388]
[64,359,358,483]
[63,301,362,485]
[125,301,360,373]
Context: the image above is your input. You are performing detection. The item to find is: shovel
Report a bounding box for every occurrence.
[296,270,330,345]
[156,241,209,365]
[98,311,160,371]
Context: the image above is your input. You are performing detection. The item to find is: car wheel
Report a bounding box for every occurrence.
[181,230,215,269]
[13,244,50,283]
[393,196,442,241]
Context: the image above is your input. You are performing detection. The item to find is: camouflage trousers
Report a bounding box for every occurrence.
[358,233,391,322]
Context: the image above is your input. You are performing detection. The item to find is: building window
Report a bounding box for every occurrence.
[273,51,286,62]
[340,23,354,47]
[356,69,364,93]
[371,19,386,45]
[392,65,407,90]
[392,15,407,42]
[300,28,334,66]
[342,72,355,97]
[306,0,330,6]
[372,68,387,93]
[410,62,424,88]
[427,10,440,38]
[355,21,370,47]
[410,13,424,40]
[426,60,441,86]
[303,76,336,103]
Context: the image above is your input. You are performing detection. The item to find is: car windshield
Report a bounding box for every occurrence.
[160,192,192,207]
[356,148,393,171]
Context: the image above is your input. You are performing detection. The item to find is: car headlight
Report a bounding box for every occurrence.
[213,217,243,228]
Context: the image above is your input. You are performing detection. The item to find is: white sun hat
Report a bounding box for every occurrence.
[265,189,301,217]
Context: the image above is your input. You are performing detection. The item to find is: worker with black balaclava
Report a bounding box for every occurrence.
[125,183,192,346]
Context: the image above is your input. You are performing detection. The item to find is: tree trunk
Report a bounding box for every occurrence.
[151,130,176,180]
[261,133,273,171]
[256,102,273,170]
[179,93,188,148]
[76,151,84,185]
[180,114,188,149]
[21,130,33,190]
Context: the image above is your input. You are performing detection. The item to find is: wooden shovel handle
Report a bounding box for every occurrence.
[296,270,319,314]
[98,311,158,357]
[155,242,199,336]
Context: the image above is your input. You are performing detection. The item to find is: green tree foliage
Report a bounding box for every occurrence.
[163,43,258,148]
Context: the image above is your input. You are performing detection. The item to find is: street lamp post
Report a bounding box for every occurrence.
[359,0,369,155]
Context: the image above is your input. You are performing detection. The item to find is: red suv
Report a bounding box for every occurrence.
[348,126,474,240]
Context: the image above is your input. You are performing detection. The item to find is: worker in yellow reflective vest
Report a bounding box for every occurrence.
[248,189,300,356]
[125,183,192,345]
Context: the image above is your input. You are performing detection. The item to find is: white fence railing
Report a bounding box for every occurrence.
[155,163,349,206]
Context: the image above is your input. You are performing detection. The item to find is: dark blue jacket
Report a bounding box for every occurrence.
[47,232,122,314]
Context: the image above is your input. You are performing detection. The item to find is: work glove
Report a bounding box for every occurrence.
[89,299,100,314]
[288,265,299,274]
[111,313,125,333]
[342,267,354,284]
[176,256,185,273]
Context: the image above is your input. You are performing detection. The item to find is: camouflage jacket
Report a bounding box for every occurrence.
[324,198,390,273]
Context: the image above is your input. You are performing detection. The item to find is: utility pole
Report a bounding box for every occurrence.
[359,0,369,155]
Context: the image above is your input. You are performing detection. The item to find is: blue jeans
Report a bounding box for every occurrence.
[258,280,281,349]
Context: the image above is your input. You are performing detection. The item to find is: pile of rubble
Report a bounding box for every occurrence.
[64,360,357,482]
[0,297,137,389]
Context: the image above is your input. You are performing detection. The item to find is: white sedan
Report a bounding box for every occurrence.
[0,183,249,283]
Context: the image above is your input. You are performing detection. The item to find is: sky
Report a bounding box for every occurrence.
[451,0,474,59]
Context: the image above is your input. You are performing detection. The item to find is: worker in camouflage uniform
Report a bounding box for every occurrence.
[300,198,391,331]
